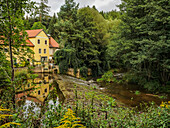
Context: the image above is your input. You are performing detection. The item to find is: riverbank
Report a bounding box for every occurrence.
[54,74,169,108]
[54,74,124,107]
[53,74,169,128]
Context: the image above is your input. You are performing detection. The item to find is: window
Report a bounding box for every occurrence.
[44,49,46,53]
[38,39,40,44]
[39,48,41,53]
[44,80,46,84]
[44,88,47,93]
[45,40,47,45]
[38,90,40,95]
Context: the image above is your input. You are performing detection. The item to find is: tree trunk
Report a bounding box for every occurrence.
[7,0,15,109]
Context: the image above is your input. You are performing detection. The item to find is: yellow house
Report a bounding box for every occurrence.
[26,29,59,65]
[0,29,59,66]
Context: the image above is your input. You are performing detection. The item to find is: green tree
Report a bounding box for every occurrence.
[47,13,57,39]
[77,7,110,76]
[38,0,50,21]
[55,0,80,74]
[31,21,47,30]
[37,0,51,27]
[55,1,110,76]
[106,18,124,69]
[117,0,170,91]
[56,0,79,47]
[0,0,35,108]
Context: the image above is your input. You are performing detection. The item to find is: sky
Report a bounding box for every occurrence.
[33,0,122,16]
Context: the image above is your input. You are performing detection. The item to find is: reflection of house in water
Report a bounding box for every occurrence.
[16,73,54,104]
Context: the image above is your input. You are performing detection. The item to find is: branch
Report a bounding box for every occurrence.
[0,64,11,81]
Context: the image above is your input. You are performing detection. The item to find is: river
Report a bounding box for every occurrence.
[16,73,169,108]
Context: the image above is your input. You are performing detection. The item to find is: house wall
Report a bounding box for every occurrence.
[2,45,34,65]
[49,47,59,57]
[29,31,50,62]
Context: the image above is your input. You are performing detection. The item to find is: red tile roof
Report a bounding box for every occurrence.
[49,37,59,48]
[1,29,59,48]
[0,36,34,47]
[26,29,43,38]
[26,39,34,47]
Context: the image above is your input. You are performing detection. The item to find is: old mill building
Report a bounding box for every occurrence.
[1,29,59,65]
[26,29,59,64]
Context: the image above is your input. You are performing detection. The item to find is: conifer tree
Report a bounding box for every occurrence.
[31,21,46,30]
[47,13,57,38]
[115,0,170,91]
[38,0,50,22]
[54,0,80,74]
[55,1,110,76]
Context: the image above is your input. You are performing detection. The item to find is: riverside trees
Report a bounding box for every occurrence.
[107,0,170,92]
[54,0,169,92]
[54,0,110,77]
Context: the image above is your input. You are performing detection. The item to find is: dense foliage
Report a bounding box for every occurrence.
[0,0,170,127]
[54,0,110,77]
[1,88,169,127]
[107,0,170,92]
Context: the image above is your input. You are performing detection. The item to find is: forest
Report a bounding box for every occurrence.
[0,0,169,127]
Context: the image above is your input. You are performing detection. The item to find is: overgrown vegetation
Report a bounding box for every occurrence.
[0,86,169,127]
[0,0,170,127]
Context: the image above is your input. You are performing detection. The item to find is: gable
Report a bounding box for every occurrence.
[36,30,49,38]
[26,29,43,38]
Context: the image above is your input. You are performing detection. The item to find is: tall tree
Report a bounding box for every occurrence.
[38,0,50,27]
[77,7,110,76]
[55,1,110,76]
[116,0,170,91]
[106,18,123,69]
[57,0,79,48]
[47,13,57,39]
[54,0,80,74]
[0,0,35,108]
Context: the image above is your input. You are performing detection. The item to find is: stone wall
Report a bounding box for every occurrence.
[55,65,91,78]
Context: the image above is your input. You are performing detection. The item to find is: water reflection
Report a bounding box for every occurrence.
[15,73,64,105]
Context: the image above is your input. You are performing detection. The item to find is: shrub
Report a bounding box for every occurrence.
[80,66,88,78]
[97,70,114,83]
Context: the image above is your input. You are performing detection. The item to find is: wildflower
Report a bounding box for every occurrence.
[160,101,170,109]
[0,107,21,127]
[55,108,85,128]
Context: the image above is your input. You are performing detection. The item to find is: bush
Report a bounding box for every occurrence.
[144,81,160,92]
[97,70,114,83]
[80,66,88,78]
[59,60,68,74]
